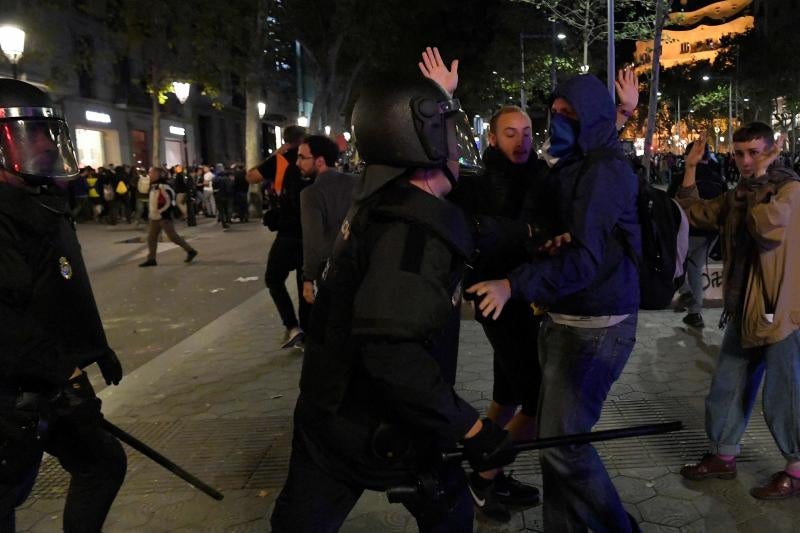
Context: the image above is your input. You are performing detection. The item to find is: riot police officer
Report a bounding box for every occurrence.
[270,77,517,532]
[0,79,127,532]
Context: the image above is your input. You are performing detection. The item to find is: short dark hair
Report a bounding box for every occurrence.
[733,122,774,147]
[283,125,307,145]
[304,135,339,167]
[489,105,530,134]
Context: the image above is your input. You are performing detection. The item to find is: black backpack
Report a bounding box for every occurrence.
[574,150,686,311]
[629,176,686,310]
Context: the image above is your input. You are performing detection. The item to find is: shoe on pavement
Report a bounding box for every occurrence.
[185,249,198,263]
[492,471,540,507]
[750,471,800,500]
[281,328,305,349]
[680,454,736,480]
[683,313,705,328]
[468,473,511,523]
[138,259,157,267]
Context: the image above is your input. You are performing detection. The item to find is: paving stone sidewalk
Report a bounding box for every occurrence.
[17,294,800,532]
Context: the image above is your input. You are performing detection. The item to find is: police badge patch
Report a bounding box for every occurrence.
[58,257,73,280]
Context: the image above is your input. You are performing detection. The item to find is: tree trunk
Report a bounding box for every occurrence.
[151,90,161,168]
[244,0,268,170]
[643,0,666,182]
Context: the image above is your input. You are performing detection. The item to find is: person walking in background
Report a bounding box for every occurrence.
[297,135,356,305]
[139,167,197,267]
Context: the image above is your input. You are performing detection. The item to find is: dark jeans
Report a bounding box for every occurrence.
[265,235,309,331]
[0,419,127,533]
[271,430,473,533]
[537,315,640,533]
[214,193,231,225]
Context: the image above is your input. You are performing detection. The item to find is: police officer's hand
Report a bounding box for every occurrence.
[462,418,516,472]
[97,349,123,385]
[466,279,511,320]
[52,372,103,427]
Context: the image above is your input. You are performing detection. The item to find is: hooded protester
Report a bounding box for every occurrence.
[469,73,642,532]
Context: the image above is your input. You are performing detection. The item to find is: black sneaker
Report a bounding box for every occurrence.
[185,249,198,263]
[281,328,305,349]
[683,313,704,328]
[468,473,511,523]
[138,259,157,267]
[492,471,540,507]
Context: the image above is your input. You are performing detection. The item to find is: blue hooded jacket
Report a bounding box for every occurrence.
[507,74,641,315]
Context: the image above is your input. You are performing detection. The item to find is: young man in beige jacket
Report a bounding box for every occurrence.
[678,122,800,499]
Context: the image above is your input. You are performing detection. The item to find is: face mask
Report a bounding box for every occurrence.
[540,138,560,168]
[548,113,579,159]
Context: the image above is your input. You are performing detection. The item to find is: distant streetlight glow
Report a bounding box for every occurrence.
[257,101,266,119]
[172,81,190,104]
[324,125,331,136]
[343,131,351,142]
[0,25,25,79]
[557,33,567,40]
[702,75,710,81]
[297,114,309,128]
[743,98,750,102]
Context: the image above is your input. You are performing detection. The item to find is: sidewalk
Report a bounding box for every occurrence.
[17,292,800,532]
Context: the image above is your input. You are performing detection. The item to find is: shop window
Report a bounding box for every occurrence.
[75,129,104,168]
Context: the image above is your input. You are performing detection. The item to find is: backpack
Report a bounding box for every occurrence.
[627,177,688,310]
[137,174,151,195]
[574,150,687,311]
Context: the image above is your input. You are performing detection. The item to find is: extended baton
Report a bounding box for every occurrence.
[101,419,224,501]
[442,420,683,462]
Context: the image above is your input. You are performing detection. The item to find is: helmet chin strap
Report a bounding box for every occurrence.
[442,164,458,189]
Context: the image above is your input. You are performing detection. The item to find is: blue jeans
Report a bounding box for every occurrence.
[679,235,713,314]
[537,315,639,533]
[706,324,800,461]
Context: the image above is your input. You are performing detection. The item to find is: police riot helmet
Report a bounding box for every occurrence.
[0,78,79,185]
[352,77,483,183]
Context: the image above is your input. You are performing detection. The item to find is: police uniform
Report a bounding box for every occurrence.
[270,78,516,532]
[0,79,126,532]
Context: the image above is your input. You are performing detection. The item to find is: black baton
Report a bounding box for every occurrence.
[101,419,224,500]
[442,420,683,462]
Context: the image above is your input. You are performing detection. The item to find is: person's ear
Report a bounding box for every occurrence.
[488,132,497,147]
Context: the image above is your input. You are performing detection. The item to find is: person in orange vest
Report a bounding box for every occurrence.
[247,125,311,349]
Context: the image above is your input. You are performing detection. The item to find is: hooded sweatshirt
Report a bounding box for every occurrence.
[506,74,641,316]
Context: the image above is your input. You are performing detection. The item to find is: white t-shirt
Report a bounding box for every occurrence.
[203,171,215,192]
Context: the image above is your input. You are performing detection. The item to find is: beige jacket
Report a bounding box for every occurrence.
[677,167,800,348]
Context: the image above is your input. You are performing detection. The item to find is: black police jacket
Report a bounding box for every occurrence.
[0,183,111,390]
[296,178,479,489]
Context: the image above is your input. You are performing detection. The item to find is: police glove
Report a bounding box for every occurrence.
[52,373,103,427]
[97,349,123,385]
[462,418,516,472]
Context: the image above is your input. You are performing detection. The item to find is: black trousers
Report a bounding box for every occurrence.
[0,418,127,533]
[481,300,542,416]
[271,430,473,533]
[265,234,310,331]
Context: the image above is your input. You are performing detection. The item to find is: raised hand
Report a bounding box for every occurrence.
[754,133,786,177]
[418,47,459,96]
[615,67,639,115]
[465,279,511,320]
[685,131,708,168]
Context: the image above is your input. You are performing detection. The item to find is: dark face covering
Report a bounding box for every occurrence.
[547,113,580,159]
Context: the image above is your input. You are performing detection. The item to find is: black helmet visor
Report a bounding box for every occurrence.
[0,115,79,180]
[446,108,484,177]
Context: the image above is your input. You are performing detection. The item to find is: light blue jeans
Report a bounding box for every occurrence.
[537,315,640,533]
[706,324,800,461]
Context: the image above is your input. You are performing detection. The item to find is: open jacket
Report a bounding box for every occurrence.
[677,165,800,348]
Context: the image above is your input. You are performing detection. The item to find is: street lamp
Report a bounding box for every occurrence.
[702,74,734,155]
[324,125,331,136]
[519,22,562,109]
[297,114,309,128]
[171,81,195,226]
[257,101,266,119]
[0,25,25,79]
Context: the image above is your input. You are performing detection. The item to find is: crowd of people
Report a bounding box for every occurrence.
[3,42,800,533]
[66,162,251,228]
